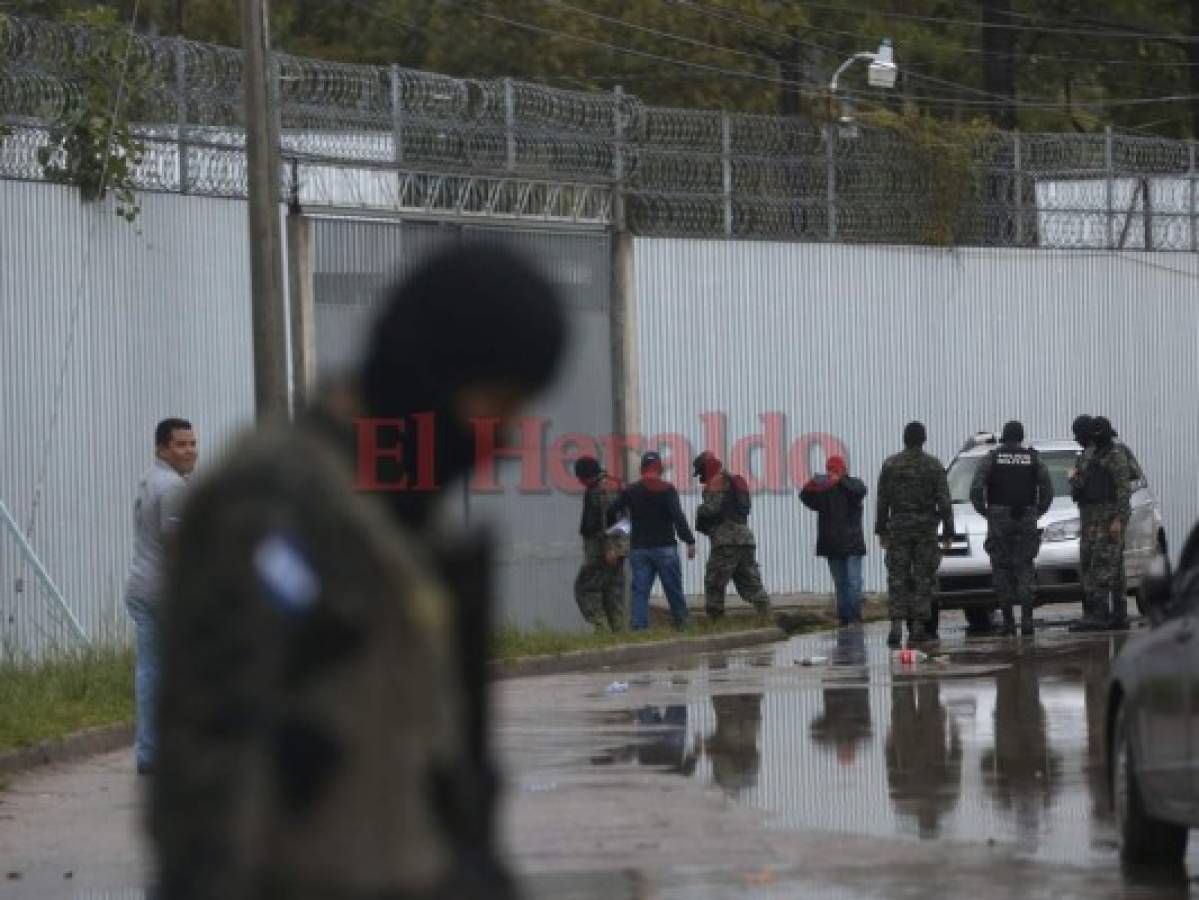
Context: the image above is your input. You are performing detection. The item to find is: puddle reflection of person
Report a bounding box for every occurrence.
[810,680,872,766]
[982,656,1061,850]
[886,681,963,838]
[705,693,763,795]
[592,705,698,775]
[810,626,872,764]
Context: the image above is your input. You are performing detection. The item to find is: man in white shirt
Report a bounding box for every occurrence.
[126,418,197,775]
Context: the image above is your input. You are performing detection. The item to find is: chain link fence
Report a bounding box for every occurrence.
[3,15,1198,248]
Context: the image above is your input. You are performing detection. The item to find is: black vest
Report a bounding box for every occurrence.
[1082,449,1117,504]
[986,446,1038,507]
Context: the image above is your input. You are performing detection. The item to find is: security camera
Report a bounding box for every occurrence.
[868,59,898,89]
[868,38,897,89]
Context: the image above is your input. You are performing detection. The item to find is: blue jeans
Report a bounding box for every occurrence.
[630,546,688,629]
[126,595,160,770]
[826,555,864,624]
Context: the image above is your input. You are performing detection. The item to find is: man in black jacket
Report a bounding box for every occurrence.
[610,452,696,630]
[800,455,869,626]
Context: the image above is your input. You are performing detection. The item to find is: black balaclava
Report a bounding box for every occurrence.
[1072,414,1093,448]
[1092,416,1115,450]
[692,451,721,484]
[574,456,601,483]
[903,421,926,448]
[361,243,567,527]
[1000,420,1024,445]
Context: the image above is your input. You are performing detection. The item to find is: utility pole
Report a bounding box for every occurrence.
[242,0,290,420]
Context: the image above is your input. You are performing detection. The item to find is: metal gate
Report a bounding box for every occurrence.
[311,216,613,629]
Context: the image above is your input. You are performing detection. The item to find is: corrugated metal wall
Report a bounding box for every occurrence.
[633,239,1199,598]
[311,218,613,630]
[0,181,255,658]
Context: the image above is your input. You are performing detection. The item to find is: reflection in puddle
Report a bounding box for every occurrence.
[588,628,1142,864]
[886,681,962,839]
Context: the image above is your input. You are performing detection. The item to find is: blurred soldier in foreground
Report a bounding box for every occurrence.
[970,421,1053,637]
[876,422,954,648]
[1069,416,1132,632]
[152,245,566,899]
[693,452,771,621]
[573,455,628,632]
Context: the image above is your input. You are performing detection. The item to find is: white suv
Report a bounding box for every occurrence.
[935,434,1168,631]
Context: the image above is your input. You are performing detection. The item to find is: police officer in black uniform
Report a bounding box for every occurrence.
[969,421,1053,636]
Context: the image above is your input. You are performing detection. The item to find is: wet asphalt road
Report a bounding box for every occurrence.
[4,605,1199,898]
[497,606,1199,898]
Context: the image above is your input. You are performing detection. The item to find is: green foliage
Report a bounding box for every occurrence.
[35,6,148,222]
[23,0,1199,138]
[0,646,134,752]
[862,109,998,245]
[0,13,9,139]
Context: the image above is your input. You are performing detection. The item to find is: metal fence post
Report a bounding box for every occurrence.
[825,123,837,241]
[269,49,284,200]
[1143,176,1154,251]
[174,37,189,194]
[504,77,516,173]
[390,63,403,166]
[720,111,732,238]
[1105,126,1115,251]
[1190,142,1197,254]
[1013,131,1024,245]
[613,85,625,231]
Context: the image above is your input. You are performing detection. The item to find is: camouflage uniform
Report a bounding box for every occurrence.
[1070,443,1131,624]
[1111,442,1142,601]
[153,419,507,900]
[969,445,1053,630]
[574,472,629,632]
[875,448,954,624]
[696,471,770,618]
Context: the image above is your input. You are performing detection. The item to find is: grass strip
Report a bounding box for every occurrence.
[0,647,134,753]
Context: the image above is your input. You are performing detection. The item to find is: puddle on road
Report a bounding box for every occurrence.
[581,624,1156,865]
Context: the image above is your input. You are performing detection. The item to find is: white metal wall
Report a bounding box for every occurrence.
[311,218,614,631]
[0,181,255,656]
[633,239,1199,597]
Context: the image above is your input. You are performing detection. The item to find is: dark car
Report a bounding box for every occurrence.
[1107,521,1199,866]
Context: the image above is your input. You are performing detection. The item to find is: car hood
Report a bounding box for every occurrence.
[950,497,1078,535]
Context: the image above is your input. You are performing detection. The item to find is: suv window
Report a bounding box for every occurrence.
[946,450,1080,503]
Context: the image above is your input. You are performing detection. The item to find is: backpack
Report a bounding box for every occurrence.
[723,473,752,522]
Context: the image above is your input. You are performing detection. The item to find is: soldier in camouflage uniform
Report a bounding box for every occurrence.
[875,422,954,648]
[153,245,566,900]
[693,452,771,619]
[969,421,1053,636]
[1071,414,1142,623]
[573,456,628,632]
[1069,416,1132,631]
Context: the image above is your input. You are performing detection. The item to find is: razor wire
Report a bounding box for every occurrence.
[2,14,1198,248]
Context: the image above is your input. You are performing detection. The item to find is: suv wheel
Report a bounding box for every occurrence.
[1113,702,1188,865]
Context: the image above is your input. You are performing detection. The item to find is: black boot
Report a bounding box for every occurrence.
[1108,592,1130,631]
[887,620,903,648]
[1070,594,1107,632]
[1000,605,1016,637]
[909,619,929,646]
[1020,600,1035,636]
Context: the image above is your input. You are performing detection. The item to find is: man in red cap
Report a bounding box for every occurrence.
[800,456,869,627]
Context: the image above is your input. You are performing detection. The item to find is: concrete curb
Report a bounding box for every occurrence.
[489,627,785,680]
[0,723,133,778]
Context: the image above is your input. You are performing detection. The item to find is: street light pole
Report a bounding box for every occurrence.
[828,38,898,124]
[242,0,290,420]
